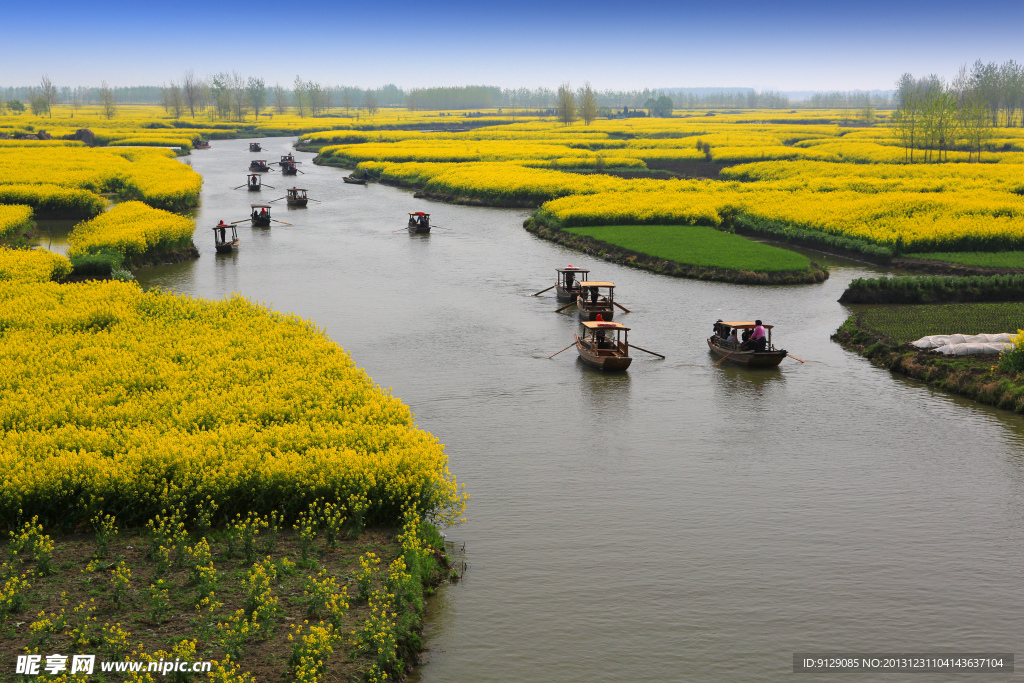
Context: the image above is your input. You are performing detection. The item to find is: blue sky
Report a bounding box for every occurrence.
[4,0,1023,90]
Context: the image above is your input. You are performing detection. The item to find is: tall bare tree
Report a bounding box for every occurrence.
[98,81,118,119]
[364,89,379,115]
[293,76,308,117]
[39,75,58,118]
[556,82,577,126]
[272,84,288,115]
[578,82,598,125]
[247,77,267,120]
[182,69,199,119]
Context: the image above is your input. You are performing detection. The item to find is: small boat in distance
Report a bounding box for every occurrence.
[707,320,787,367]
[250,204,272,227]
[213,221,239,253]
[576,281,616,321]
[249,142,262,152]
[575,320,632,371]
[249,159,272,172]
[408,212,431,234]
[286,187,308,207]
[343,175,366,185]
[555,266,589,302]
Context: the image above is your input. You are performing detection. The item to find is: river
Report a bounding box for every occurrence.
[127,139,1024,681]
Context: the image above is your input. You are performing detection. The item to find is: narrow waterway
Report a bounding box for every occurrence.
[136,140,1024,682]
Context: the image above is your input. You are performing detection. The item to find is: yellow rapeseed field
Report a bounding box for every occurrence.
[0,248,72,282]
[66,201,195,259]
[0,281,466,528]
[313,112,1024,253]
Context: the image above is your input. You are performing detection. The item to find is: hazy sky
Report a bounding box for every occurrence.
[4,0,1022,91]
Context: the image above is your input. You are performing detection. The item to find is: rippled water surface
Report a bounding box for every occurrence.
[136,140,1024,682]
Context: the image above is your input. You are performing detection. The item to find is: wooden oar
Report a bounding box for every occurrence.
[787,354,807,363]
[533,285,555,296]
[547,342,576,359]
[712,352,736,367]
[272,219,292,226]
[630,344,665,359]
[554,301,577,313]
[612,301,631,313]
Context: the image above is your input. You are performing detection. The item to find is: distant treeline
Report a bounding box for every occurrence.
[1,77,898,114]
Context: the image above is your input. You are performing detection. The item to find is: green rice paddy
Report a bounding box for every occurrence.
[905,251,1024,269]
[564,224,812,273]
[857,302,1024,343]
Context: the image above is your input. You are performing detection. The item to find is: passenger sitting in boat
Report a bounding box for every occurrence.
[750,320,767,352]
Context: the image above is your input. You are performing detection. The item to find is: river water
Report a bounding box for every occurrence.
[130,140,1023,681]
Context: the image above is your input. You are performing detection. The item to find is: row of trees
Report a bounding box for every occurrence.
[892,65,1001,163]
[0,76,117,118]
[898,60,1024,128]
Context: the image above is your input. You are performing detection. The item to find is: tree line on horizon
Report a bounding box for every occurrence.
[1,72,901,121]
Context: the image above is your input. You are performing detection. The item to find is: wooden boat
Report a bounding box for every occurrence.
[249,159,271,172]
[286,187,308,207]
[213,222,239,253]
[249,142,262,152]
[246,174,262,191]
[576,281,616,321]
[250,204,272,227]
[194,139,211,149]
[575,320,632,371]
[343,175,366,185]
[408,212,431,234]
[281,160,299,175]
[707,320,787,367]
[555,266,589,302]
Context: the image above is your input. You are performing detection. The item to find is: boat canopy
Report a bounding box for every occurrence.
[581,320,629,331]
[719,321,773,329]
[578,281,614,288]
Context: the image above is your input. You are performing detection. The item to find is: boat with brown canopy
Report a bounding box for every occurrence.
[285,187,308,207]
[575,320,632,371]
[707,320,787,367]
[213,221,239,254]
[576,281,616,321]
[555,266,589,302]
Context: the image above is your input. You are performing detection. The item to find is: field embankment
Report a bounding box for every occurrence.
[833,303,1024,413]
